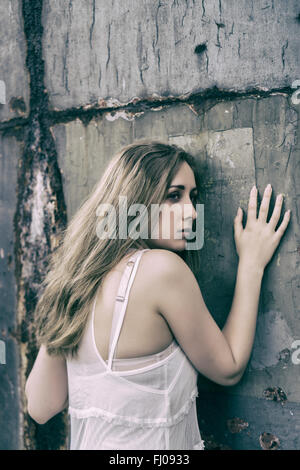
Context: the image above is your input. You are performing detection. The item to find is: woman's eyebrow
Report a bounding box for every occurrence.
[168,185,198,191]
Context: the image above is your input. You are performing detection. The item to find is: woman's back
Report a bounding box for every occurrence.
[93,248,175,361]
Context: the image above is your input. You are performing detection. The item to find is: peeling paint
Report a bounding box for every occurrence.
[259,432,280,450]
[105,110,144,121]
[277,348,291,367]
[225,154,235,168]
[199,432,232,450]
[227,417,249,434]
[94,93,184,110]
[263,387,287,404]
[9,96,27,116]
[29,170,46,244]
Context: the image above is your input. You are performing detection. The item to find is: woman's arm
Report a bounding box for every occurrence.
[221,260,264,380]
[25,344,68,425]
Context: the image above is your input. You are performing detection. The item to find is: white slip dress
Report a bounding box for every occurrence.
[66,248,205,450]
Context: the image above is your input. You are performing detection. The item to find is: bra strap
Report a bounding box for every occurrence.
[107,249,150,370]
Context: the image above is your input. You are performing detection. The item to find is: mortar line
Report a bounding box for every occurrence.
[0,86,294,132]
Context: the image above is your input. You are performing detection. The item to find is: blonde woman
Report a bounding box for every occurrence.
[25,141,291,450]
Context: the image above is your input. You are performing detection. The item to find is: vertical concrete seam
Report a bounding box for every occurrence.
[13,0,67,450]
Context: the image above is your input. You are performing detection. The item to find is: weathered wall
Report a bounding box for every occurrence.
[0,0,299,450]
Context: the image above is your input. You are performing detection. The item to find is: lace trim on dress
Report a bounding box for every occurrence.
[193,440,205,450]
[68,387,199,428]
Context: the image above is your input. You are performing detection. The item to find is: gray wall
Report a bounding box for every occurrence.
[0,0,299,450]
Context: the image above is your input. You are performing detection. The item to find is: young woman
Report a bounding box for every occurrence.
[25,141,291,450]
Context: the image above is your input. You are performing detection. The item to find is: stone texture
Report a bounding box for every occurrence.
[0,1,29,121]
[197,391,300,450]
[0,132,23,450]
[43,0,300,111]
[52,115,133,219]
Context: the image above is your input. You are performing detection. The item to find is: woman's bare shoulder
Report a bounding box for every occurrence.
[143,247,184,263]
[141,248,190,280]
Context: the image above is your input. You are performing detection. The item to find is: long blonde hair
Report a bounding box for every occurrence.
[34,140,203,359]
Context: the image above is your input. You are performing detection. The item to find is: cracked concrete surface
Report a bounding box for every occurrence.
[43,0,300,110]
[0,1,29,121]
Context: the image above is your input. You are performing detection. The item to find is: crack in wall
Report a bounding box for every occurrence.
[281,39,289,71]
[0,85,294,132]
[106,22,112,71]
[89,0,96,49]
[12,0,68,450]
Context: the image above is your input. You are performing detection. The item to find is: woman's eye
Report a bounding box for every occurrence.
[167,192,198,203]
[168,192,180,201]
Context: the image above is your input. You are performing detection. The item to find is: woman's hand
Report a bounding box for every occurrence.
[233,184,291,271]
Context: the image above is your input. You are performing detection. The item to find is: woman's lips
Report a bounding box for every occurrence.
[179,229,193,239]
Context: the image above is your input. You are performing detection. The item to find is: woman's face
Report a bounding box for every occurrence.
[149,161,198,252]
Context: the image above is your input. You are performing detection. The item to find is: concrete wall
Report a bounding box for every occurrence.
[0,0,299,450]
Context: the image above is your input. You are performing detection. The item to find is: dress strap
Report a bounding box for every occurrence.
[107,248,150,370]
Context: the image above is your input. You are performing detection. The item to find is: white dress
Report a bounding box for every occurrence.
[66,248,205,450]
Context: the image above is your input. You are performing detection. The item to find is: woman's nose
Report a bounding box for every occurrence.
[182,200,198,221]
